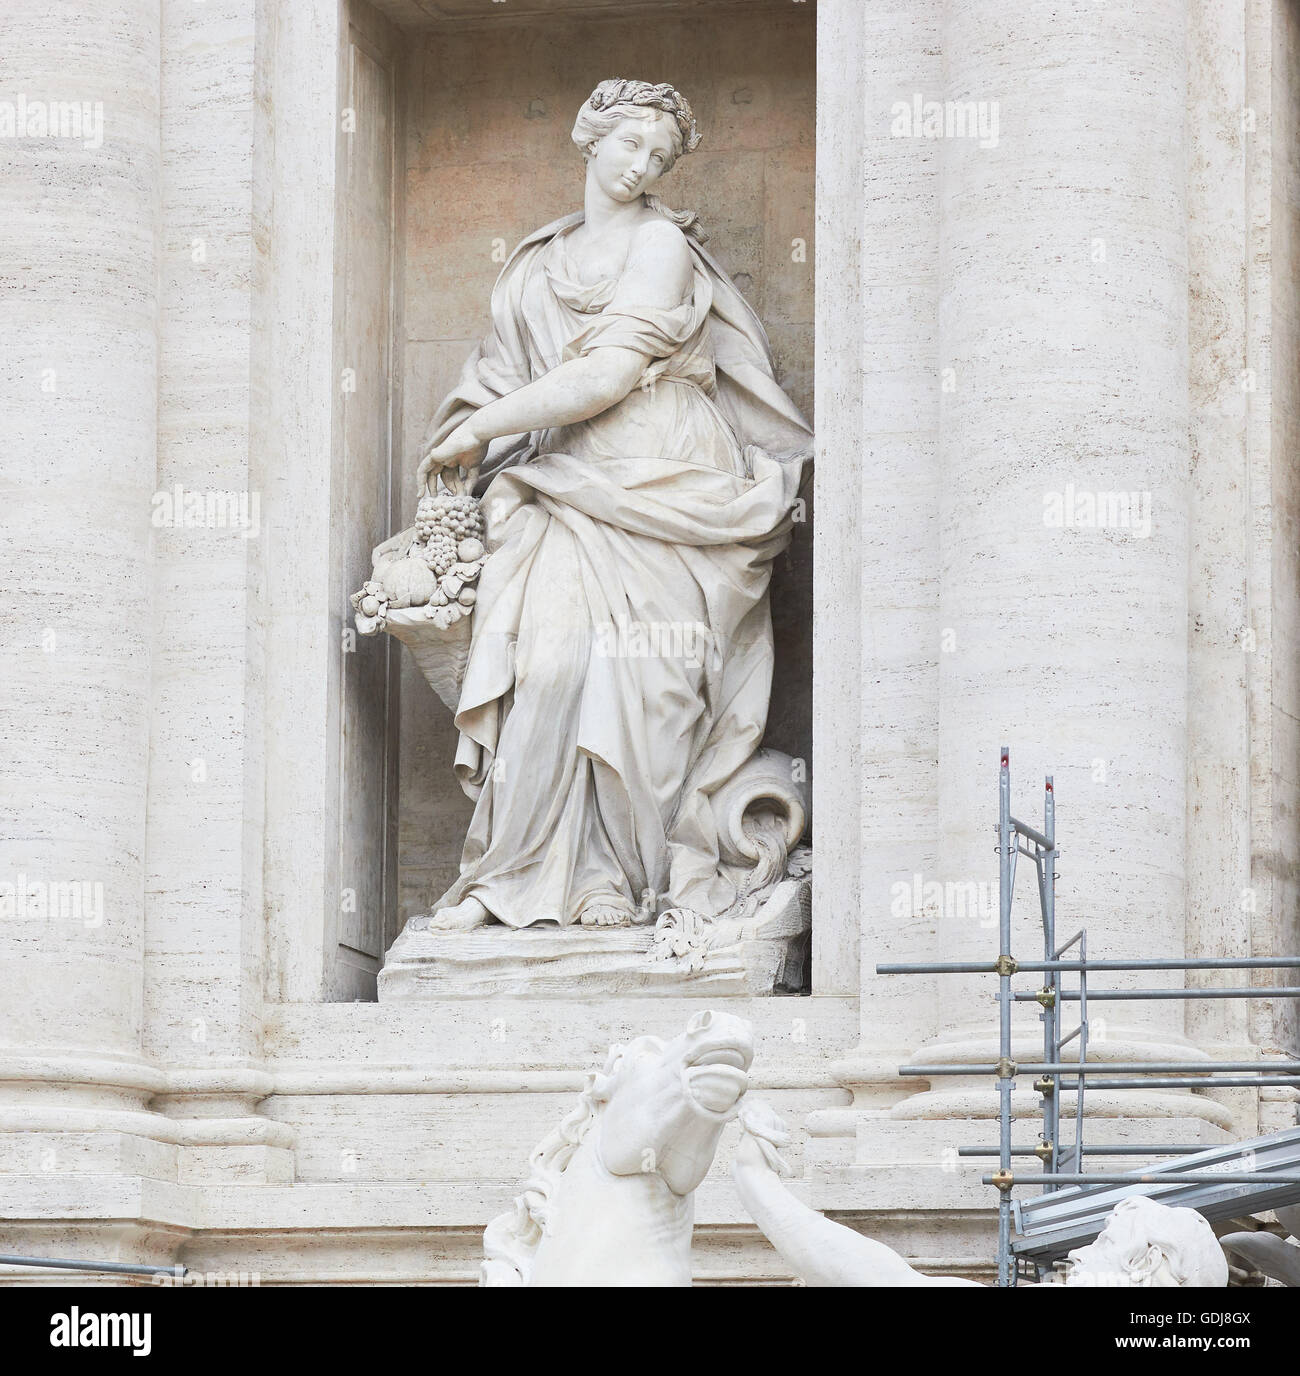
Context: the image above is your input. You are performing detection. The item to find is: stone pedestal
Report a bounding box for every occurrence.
[379,877,811,1000]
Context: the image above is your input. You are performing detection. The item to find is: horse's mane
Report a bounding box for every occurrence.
[480,1037,661,1286]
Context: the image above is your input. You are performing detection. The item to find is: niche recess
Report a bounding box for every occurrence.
[332,0,815,998]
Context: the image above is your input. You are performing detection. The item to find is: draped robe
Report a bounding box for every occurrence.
[424,211,812,927]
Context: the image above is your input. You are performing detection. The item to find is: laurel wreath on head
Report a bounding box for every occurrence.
[586,78,702,154]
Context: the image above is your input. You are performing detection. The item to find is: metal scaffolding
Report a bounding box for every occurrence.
[878,746,1300,1286]
[0,1255,185,1280]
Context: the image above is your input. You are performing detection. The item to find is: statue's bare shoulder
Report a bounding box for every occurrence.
[618,215,693,308]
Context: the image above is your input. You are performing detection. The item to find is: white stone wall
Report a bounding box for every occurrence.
[0,0,1296,1285]
[146,0,264,1066]
[1,0,159,1059]
[1262,0,1300,1077]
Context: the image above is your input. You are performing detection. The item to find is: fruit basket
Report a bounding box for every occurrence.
[350,488,488,712]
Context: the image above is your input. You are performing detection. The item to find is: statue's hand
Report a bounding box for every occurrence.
[735,1099,794,1177]
[417,420,488,497]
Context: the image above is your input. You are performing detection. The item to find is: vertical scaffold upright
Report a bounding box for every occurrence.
[991,745,1059,1284]
[878,747,1300,1286]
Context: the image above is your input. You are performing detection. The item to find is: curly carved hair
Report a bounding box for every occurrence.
[571,78,702,164]
[570,79,706,241]
[480,1038,664,1286]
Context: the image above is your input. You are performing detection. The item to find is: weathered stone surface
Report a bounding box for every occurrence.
[1,0,1296,1288]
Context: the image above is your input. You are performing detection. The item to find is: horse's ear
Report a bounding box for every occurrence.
[591,1034,665,1101]
[593,1041,628,1093]
[602,1041,627,1069]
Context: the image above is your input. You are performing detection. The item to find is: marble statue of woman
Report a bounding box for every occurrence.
[413,79,812,933]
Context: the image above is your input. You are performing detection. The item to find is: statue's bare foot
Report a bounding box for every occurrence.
[428,896,491,931]
[579,899,636,928]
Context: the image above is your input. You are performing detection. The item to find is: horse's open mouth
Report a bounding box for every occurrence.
[691,1048,749,1070]
[684,1059,750,1113]
[678,1015,754,1113]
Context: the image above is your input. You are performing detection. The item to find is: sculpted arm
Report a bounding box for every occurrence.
[733,1108,980,1288]
[418,222,692,491]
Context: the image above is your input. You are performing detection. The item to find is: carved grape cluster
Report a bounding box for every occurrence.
[416,493,485,576]
[413,491,489,629]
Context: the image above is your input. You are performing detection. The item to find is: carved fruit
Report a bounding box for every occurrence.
[457,586,477,607]
[457,537,485,562]
[380,556,437,609]
[360,595,380,617]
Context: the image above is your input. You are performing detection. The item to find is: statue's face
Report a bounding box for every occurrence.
[1062,1200,1178,1287]
[589,112,677,201]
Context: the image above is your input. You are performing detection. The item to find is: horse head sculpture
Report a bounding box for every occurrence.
[482,1010,754,1286]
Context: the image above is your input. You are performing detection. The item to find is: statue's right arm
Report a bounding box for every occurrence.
[451,346,649,447]
[732,1139,981,1288]
[452,219,694,447]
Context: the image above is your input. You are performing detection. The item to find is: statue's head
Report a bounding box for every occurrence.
[572,78,700,203]
[593,1009,754,1196]
[480,1009,753,1284]
[1061,1196,1228,1287]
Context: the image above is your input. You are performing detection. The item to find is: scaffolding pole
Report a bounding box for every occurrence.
[876,745,1300,1285]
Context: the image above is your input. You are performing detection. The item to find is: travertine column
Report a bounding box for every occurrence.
[812,0,943,1059]
[805,1,955,1244]
[0,5,159,1068]
[812,0,868,998]
[905,1,1208,1118]
[1184,0,1252,1065]
[139,0,291,1184]
[256,0,346,1004]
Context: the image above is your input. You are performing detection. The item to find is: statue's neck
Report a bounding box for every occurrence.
[582,170,646,235]
[529,1139,692,1287]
